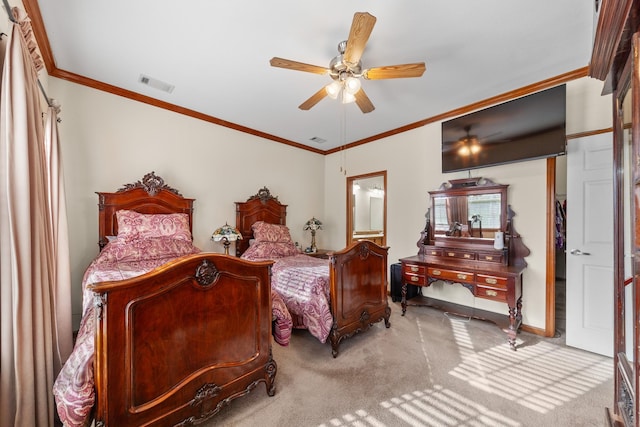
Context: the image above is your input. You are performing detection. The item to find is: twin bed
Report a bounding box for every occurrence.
[235,186,391,357]
[53,173,390,426]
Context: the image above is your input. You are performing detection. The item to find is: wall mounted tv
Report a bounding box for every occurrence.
[441,84,566,173]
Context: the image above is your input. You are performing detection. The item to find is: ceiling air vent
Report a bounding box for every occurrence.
[138,74,175,93]
[310,137,326,144]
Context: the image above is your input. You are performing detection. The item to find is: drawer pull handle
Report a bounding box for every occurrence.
[432,270,441,276]
[410,276,419,282]
[457,273,467,280]
[485,256,493,261]
[463,254,471,259]
[430,251,438,255]
[485,290,498,297]
[485,278,497,284]
[447,252,455,257]
[411,266,419,272]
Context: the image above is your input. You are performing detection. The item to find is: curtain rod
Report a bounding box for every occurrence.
[2,0,53,108]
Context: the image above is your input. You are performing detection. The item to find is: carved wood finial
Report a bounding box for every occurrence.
[93,293,106,320]
[247,187,278,204]
[118,171,182,196]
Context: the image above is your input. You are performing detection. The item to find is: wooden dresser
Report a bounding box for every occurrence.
[399,177,529,350]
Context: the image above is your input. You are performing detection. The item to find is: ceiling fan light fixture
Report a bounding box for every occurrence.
[326,81,342,99]
[344,76,361,95]
[470,144,481,154]
[342,91,356,104]
[458,146,470,156]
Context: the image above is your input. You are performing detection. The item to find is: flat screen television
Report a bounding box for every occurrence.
[441,85,566,173]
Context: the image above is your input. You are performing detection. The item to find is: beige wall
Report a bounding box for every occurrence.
[51,75,611,331]
[50,78,326,328]
[324,129,549,327]
[324,77,612,330]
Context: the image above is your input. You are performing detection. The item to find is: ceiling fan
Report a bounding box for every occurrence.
[455,125,505,156]
[457,126,482,156]
[269,12,426,114]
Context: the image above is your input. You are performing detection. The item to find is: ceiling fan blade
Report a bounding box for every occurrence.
[343,12,376,65]
[270,57,329,75]
[299,87,328,110]
[364,62,426,80]
[355,89,375,114]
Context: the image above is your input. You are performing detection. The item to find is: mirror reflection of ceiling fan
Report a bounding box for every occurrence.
[269,12,426,113]
[457,125,481,156]
[456,125,503,156]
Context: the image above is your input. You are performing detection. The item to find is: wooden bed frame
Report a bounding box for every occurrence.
[91,172,276,426]
[235,187,391,357]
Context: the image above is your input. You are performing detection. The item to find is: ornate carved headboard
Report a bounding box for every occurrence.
[235,187,287,256]
[97,172,195,250]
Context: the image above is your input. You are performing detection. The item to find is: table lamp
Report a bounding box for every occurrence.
[303,217,323,253]
[211,223,242,255]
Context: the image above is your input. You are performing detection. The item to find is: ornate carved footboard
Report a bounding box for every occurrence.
[328,240,391,357]
[89,253,276,426]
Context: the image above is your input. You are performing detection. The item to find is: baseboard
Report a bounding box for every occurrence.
[521,323,546,336]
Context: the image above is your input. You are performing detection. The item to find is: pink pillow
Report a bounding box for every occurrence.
[116,210,192,242]
[101,237,199,262]
[241,241,299,261]
[252,221,293,243]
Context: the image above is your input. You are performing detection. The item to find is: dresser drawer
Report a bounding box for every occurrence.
[443,249,476,260]
[427,267,474,284]
[403,273,426,286]
[425,247,443,256]
[402,263,426,286]
[477,252,504,263]
[403,263,425,275]
[476,274,508,290]
[476,284,508,302]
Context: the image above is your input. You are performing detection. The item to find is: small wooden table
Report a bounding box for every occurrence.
[305,249,333,259]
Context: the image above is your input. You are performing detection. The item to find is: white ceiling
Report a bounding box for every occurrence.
[31,1,595,152]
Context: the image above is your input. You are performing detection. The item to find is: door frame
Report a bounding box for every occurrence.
[544,157,557,338]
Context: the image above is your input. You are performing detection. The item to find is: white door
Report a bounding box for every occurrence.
[565,132,614,357]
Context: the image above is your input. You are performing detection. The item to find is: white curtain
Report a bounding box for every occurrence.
[0,7,72,427]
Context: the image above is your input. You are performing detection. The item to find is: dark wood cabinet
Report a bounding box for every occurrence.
[590,1,640,424]
[399,177,529,350]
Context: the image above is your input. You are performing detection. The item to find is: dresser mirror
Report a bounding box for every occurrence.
[346,171,386,247]
[429,177,508,242]
[402,176,529,350]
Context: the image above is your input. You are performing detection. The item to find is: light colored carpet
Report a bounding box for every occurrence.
[206,300,612,427]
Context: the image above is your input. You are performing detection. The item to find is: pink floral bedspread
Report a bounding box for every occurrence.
[53,237,292,427]
[267,255,333,343]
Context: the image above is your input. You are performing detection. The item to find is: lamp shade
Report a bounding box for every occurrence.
[326,81,342,99]
[344,76,361,95]
[304,217,323,232]
[211,223,243,242]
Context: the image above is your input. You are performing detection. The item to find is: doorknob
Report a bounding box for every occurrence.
[570,249,591,255]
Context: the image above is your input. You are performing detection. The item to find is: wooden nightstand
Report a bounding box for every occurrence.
[306,249,333,259]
